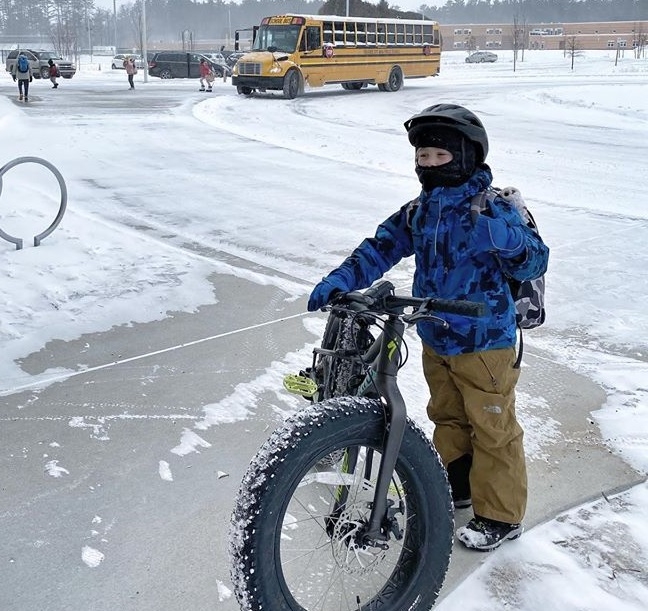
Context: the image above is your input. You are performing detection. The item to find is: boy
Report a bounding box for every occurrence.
[48,58,59,88]
[307,104,549,551]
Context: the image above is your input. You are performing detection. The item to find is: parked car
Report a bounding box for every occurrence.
[200,52,232,76]
[225,51,248,68]
[111,54,146,70]
[202,52,227,64]
[5,49,76,79]
[465,51,498,63]
[148,51,229,79]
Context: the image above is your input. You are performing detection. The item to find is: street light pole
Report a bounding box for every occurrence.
[113,0,117,53]
[141,0,148,82]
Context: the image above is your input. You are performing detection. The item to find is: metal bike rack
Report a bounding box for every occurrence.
[0,156,68,250]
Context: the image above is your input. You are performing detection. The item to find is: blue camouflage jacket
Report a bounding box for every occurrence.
[324,166,549,356]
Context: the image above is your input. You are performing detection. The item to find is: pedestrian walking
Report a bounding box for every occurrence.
[48,58,59,89]
[199,57,214,92]
[11,52,33,102]
[123,56,137,89]
[307,103,549,552]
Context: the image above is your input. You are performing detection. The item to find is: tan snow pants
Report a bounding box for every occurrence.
[422,343,527,524]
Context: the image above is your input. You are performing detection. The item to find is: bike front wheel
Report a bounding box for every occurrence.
[229,396,454,611]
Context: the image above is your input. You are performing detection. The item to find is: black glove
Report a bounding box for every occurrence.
[29,76,33,82]
[12,75,16,81]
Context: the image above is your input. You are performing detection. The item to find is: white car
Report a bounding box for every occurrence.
[112,54,145,70]
[465,51,498,64]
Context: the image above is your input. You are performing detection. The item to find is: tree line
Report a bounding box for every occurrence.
[1,0,646,58]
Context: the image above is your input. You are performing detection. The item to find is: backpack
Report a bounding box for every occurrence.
[17,55,29,73]
[471,187,546,367]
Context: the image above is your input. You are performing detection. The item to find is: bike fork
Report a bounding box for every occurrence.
[363,318,407,544]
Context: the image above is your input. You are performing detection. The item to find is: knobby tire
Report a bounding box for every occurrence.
[229,396,454,611]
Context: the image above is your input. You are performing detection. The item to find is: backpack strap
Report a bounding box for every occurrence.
[513,328,523,369]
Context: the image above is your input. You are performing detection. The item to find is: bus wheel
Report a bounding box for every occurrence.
[283,69,301,99]
[237,85,254,96]
[383,66,403,92]
[347,81,364,90]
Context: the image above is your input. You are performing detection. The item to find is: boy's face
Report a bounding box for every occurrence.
[416,147,454,167]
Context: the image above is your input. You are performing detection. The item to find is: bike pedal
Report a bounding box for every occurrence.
[283,374,318,398]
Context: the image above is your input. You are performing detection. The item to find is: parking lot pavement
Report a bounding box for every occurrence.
[1,269,641,610]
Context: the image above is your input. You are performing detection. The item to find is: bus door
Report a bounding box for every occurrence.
[298,26,325,86]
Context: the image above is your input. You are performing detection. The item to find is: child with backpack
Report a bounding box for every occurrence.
[48,58,59,89]
[11,53,33,102]
[123,56,137,90]
[307,104,549,551]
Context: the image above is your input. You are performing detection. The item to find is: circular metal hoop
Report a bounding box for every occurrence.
[0,156,68,250]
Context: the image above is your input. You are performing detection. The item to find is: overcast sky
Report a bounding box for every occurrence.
[92,0,447,19]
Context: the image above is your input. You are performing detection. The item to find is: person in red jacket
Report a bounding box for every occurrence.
[199,57,214,92]
[48,58,59,89]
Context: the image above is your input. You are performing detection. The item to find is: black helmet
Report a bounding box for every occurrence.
[404,104,489,163]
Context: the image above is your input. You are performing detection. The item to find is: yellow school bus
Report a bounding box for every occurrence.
[231,14,441,99]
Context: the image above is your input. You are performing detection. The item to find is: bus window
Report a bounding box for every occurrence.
[405,24,414,45]
[334,22,344,45]
[253,24,301,53]
[367,22,377,45]
[357,22,366,46]
[377,25,386,45]
[305,26,321,51]
[387,23,396,45]
[396,23,405,45]
[344,22,355,46]
[323,21,333,44]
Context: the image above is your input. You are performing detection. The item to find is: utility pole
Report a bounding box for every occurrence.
[113,0,117,53]
[141,0,148,82]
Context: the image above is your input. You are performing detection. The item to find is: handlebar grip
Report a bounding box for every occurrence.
[331,281,395,309]
[427,298,486,317]
[361,280,394,303]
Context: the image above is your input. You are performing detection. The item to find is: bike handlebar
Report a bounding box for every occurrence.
[330,280,486,320]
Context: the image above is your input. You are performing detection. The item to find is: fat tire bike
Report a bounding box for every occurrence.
[229,280,485,611]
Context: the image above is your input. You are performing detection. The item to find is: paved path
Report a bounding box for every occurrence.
[0,269,641,610]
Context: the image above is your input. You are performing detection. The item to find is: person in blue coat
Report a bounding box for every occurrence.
[308,104,549,551]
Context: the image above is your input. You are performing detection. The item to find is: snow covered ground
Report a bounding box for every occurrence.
[1,49,647,609]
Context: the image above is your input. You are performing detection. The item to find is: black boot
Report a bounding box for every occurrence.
[447,454,472,508]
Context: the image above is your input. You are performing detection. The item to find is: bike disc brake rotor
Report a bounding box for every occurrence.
[331,502,387,575]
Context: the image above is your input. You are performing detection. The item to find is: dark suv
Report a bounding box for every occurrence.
[5,49,76,79]
[148,51,229,79]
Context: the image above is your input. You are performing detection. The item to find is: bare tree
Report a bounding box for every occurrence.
[46,0,85,60]
[564,35,583,71]
[128,0,149,56]
[634,21,647,59]
[512,13,524,72]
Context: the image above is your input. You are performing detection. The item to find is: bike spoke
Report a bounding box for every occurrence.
[278,445,410,610]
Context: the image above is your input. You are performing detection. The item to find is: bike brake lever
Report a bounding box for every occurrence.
[403,312,449,328]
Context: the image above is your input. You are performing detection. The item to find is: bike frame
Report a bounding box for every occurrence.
[317,284,483,547]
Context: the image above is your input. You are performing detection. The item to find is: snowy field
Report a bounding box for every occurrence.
[1,49,648,609]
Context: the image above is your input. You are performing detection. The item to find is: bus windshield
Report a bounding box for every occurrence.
[252,25,301,53]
